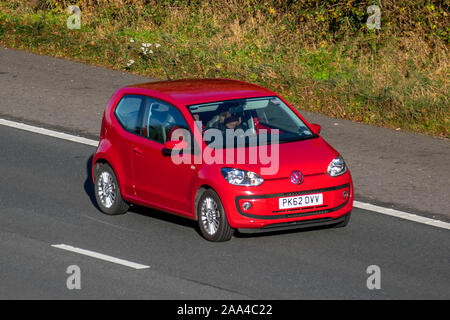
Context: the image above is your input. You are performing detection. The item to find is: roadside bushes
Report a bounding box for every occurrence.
[1,0,448,137]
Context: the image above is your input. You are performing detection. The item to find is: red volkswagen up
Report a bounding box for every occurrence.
[92,79,353,241]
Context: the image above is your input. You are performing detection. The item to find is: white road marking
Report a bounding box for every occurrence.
[1,118,449,231]
[353,201,450,230]
[51,244,150,270]
[0,118,98,147]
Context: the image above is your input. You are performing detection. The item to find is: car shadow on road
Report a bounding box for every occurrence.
[84,154,100,211]
[234,224,338,239]
[128,205,199,231]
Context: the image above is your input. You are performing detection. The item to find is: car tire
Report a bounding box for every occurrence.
[197,189,234,242]
[333,212,351,228]
[94,163,129,215]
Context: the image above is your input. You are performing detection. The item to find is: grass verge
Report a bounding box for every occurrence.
[0,0,448,138]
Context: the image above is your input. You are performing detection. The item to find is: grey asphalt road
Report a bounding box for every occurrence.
[0,47,449,221]
[0,125,448,299]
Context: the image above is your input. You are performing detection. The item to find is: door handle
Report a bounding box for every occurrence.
[133,147,143,155]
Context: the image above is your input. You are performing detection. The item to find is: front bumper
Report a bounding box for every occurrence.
[219,172,354,229]
[236,183,351,220]
[238,211,351,234]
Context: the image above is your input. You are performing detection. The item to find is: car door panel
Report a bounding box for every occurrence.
[111,94,146,197]
[132,98,194,215]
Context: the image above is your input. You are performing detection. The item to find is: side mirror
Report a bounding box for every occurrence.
[310,123,321,135]
[162,140,188,156]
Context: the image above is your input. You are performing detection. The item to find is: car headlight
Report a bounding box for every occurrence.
[327,155,347,177]
[221,168,264,186]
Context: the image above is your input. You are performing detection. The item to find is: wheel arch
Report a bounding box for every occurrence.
[194,184,231,222]
[92,157,126,198]
[194,185,213,220]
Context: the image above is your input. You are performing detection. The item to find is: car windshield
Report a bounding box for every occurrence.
[188,96,316,148]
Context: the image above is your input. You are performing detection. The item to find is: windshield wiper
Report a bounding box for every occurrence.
[279,134,318,144]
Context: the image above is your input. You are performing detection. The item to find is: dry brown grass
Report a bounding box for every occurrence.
[1,0,448,137]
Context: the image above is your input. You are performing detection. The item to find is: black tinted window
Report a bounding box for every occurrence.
[143,99,189,144]
[114,95,145,134]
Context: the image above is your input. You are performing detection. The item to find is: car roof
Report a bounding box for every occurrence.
[126,78,276,106]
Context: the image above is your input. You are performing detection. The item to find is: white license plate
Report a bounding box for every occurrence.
[279,193,323,209]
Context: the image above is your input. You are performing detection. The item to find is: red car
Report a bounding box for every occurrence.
[92,79,353,241]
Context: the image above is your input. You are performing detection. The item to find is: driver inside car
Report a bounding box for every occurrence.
[222,114,244,130]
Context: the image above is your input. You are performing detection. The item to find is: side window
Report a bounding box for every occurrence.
[143,98,190,144]
[114,95,145,134]
[255,108,268,123]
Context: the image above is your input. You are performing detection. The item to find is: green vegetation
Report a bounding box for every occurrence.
[0,0,448,137]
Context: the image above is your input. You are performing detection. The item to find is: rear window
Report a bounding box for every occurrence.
[114,95,145,134]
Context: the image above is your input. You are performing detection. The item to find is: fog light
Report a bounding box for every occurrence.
[242,202,252,211]
[343,191,348,199]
